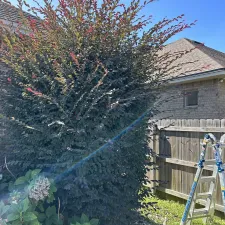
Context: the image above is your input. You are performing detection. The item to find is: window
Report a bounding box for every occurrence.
[184,90,198,107]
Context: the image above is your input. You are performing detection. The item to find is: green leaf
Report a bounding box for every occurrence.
[38,213,46,222]
[1,205,10,216]
[10,204,20,213]
[75,223,81,225]
[90,219,99,225]
[7,213,20,222]
[46,219,52,225]
[47,194,55,203]
[25,170,32,180]
[50,184,57,193]
[0,220,7,225]
[31,169,41,178]
[23,212,37,222]
[70,215,80,223]
[15,176,27,185]
[80,214,89,223]
[37,202,44,212]
[52,216,63,225]
[30,219,41,225]
[46,206,56,218]
[22,198,30,212]
[11,220,22,225]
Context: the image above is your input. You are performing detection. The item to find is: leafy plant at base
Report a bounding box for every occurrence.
[0,0,195,224]
[69,214,99,225]
[0,169,99,225]
[1,169,57,225]
[37,206,63,225]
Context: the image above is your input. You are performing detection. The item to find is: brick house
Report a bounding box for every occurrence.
[156,38,225,120]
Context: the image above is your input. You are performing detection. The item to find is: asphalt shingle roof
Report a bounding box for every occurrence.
[0,1,36,22]
[159,38,225,79]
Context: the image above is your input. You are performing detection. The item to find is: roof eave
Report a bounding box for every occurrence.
[167,68,225,85]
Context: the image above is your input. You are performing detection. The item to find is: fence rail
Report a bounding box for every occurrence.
[148,119,225,212]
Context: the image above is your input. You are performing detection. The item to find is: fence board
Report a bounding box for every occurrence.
[151,119,225,213]
[157,126,225,132]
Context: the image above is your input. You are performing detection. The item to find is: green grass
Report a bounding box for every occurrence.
[140,195,225,225]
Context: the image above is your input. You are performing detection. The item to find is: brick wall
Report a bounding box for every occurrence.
[155,78,225,120]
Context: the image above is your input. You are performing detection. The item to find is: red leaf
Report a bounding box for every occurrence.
[26,87,42,96]
[87,26,93,33]
[70,52,79,66]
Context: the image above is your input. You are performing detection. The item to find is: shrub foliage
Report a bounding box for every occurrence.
[0,0,193,224]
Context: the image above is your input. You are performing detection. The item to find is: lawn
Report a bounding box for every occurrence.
[140,195,225,225]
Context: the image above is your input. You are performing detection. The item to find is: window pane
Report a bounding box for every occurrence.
[186,91,198,106]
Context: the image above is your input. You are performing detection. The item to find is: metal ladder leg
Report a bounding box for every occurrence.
[180,134,210,225]
[188,155,218,225]
[201,164,217,224]
[181,133,225,225]
[186,187,198,225]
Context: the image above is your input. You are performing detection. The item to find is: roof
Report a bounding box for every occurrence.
[159,38,225,79]
[0,1,36,23]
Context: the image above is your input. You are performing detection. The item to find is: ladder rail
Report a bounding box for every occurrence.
[180,133,225,225]
[214,134,225,213]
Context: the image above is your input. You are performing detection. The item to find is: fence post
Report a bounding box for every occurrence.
[150,124,159,194]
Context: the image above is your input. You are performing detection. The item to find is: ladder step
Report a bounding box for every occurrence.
[200,176,216,183]
[192,208,209,216]
[196,192,212,199]
[204,159,216,165]
[188,214,210,220]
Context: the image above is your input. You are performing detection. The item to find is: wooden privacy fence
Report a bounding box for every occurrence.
[148,119,225,212]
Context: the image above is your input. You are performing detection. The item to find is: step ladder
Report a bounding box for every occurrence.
[180,133,225,225]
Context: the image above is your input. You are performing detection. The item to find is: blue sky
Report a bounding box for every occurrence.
[141,0,225,52]
[9,0,225,52]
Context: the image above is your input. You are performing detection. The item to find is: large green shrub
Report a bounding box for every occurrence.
[0,0,194,224]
